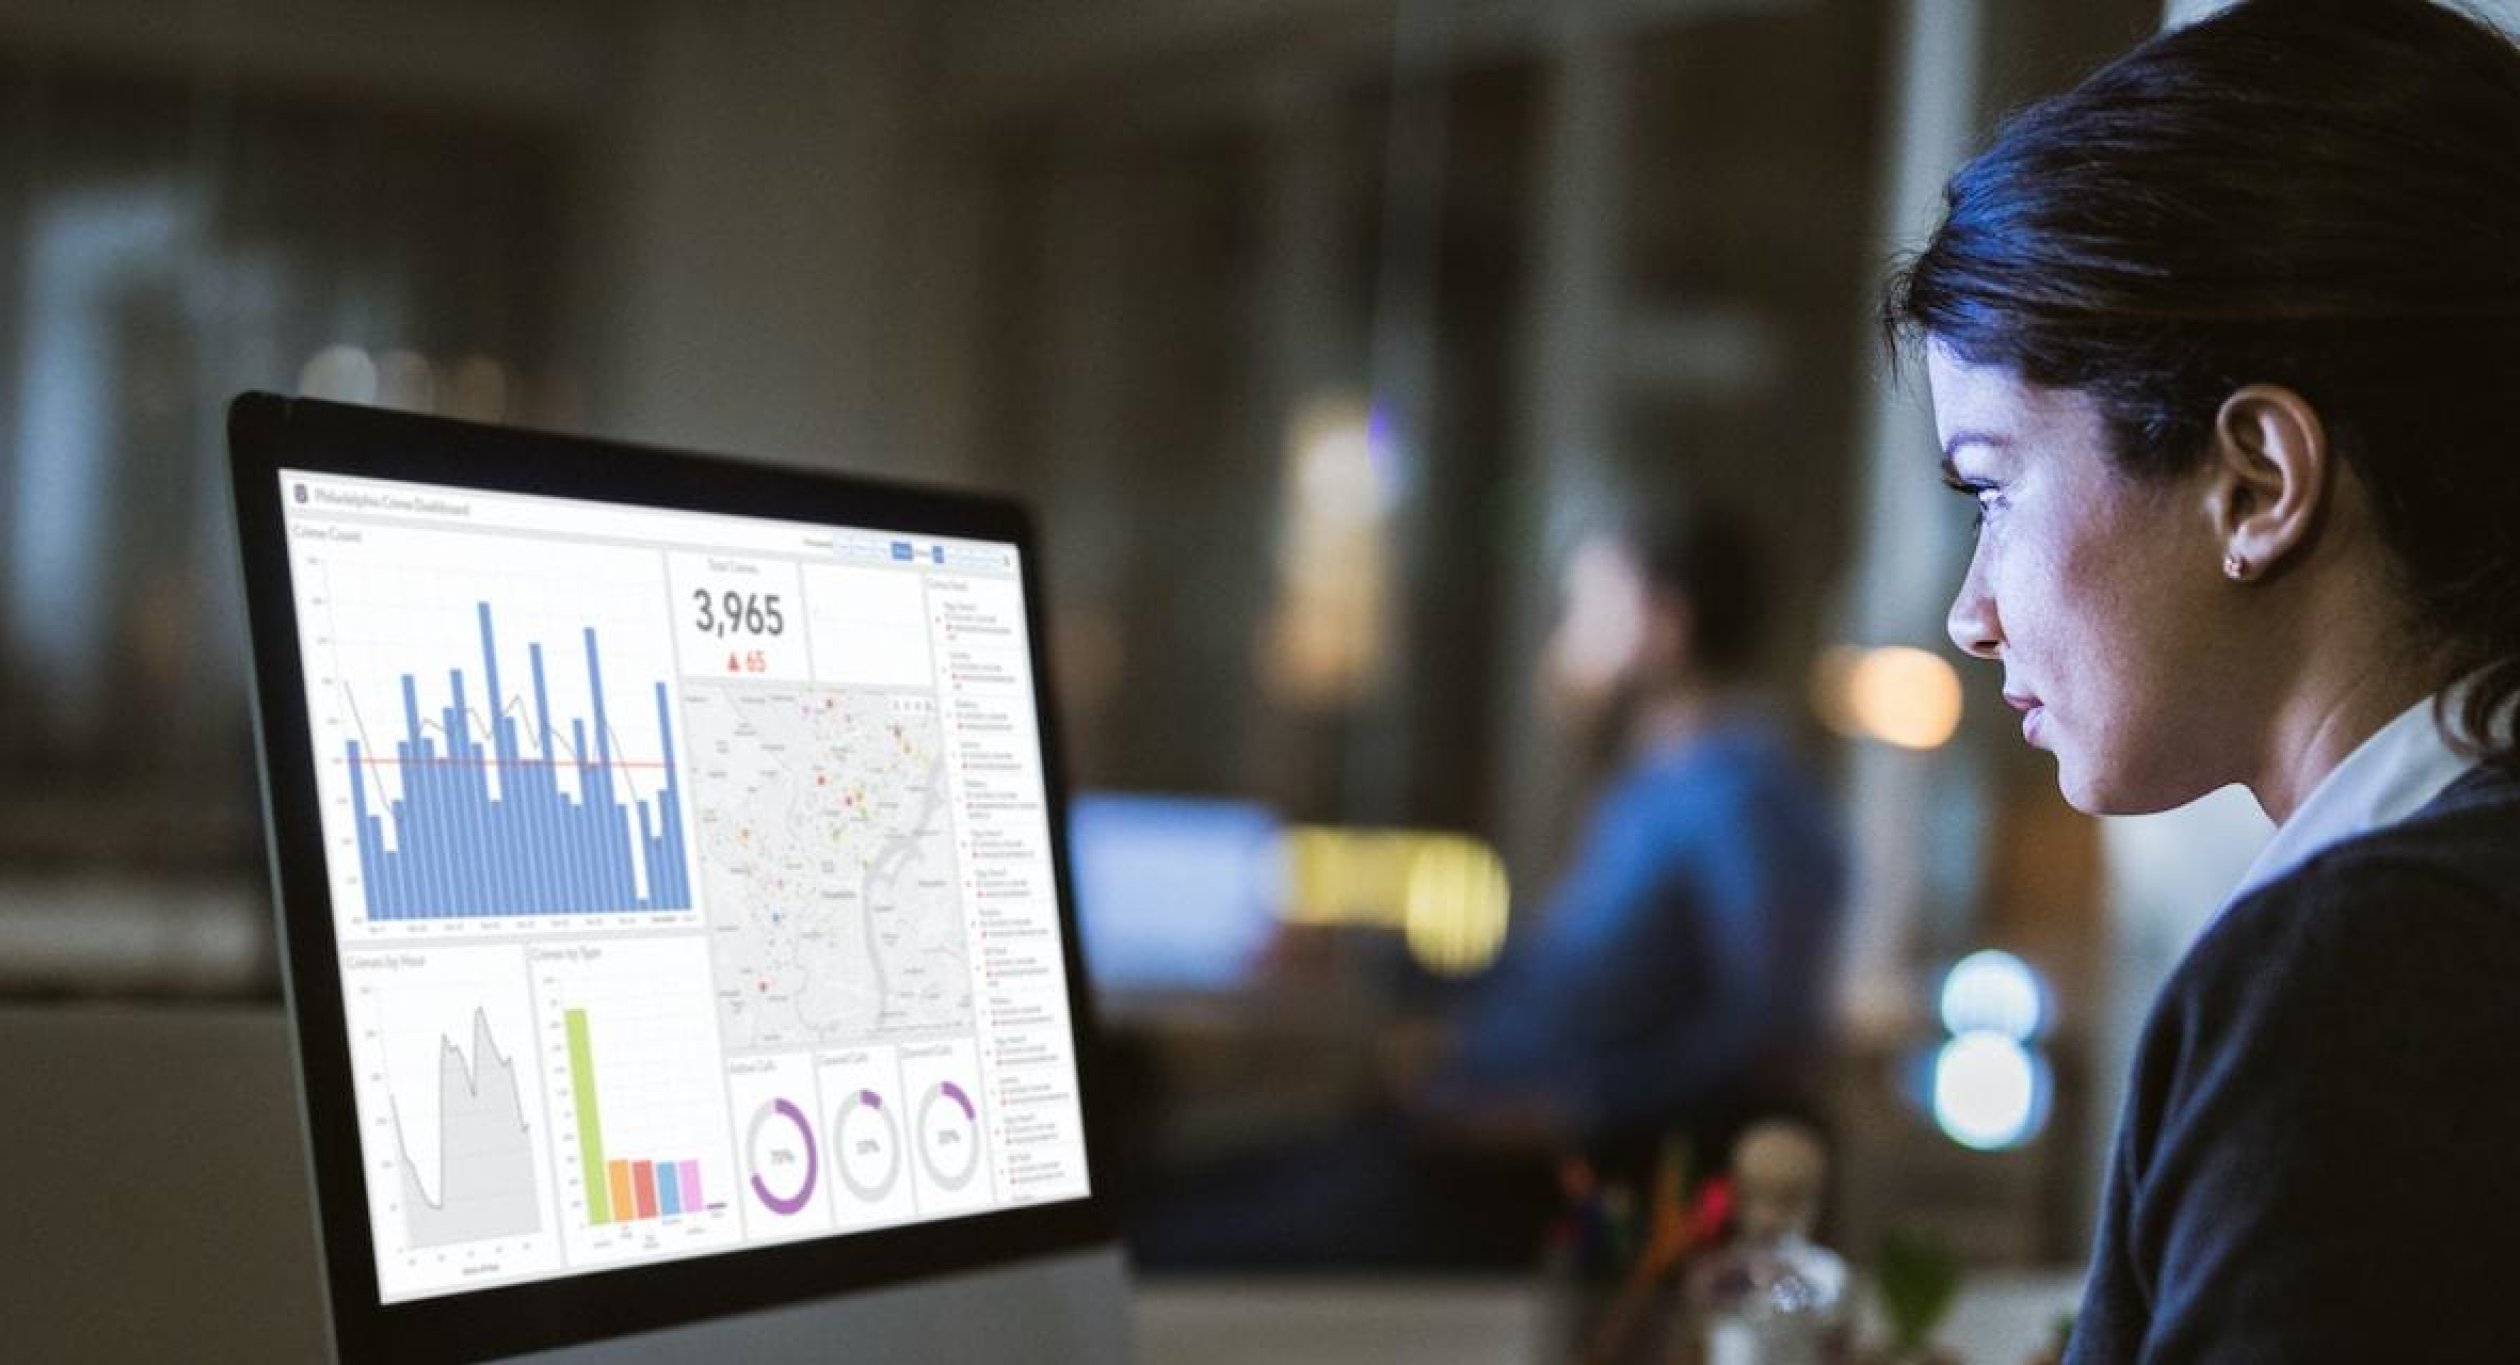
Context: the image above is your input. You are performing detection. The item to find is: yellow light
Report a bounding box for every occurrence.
[1279,826,1359,927]
[1403,835,1511,977]
[1277,826,1513,975]
[1813,644,1962,751]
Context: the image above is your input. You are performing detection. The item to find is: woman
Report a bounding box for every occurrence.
[1887,1,2520,1359]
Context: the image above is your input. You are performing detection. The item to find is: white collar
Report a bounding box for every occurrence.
[2227,688,2477,906]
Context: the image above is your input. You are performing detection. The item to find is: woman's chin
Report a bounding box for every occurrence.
[2055,756,2212,818]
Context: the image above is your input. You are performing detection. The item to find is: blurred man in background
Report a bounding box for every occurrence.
[1137,495,1847,1270]
[1414,495,1849,1181]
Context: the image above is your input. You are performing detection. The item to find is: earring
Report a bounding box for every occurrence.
[2223,552,2251,581]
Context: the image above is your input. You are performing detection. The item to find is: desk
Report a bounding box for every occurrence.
[1134,1272,2083,1365]
[1138,1278,1543,1365]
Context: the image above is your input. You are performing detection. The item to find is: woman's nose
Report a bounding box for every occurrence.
[1946,553,2002,661]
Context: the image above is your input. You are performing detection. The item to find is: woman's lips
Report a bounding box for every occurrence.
[2005,691,2045,746]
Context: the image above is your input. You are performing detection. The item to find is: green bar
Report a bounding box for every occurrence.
[567,1009,611,1224]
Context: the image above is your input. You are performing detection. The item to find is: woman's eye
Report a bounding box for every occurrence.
[1942,473,2005,530]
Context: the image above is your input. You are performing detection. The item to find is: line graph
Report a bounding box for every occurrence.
[393,1006,542,1248]
[346,944,564,1300]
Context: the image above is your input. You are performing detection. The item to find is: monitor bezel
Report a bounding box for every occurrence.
[228,392,1122,1365]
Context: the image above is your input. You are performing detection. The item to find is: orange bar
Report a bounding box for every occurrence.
[607,1160,637,1224]
[633,1160,659,1220]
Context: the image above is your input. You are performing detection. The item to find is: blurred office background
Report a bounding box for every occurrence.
[0,0,2344,1354]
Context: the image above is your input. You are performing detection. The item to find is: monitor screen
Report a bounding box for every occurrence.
[273,467,1092,1306]
[1068,793,1283,998]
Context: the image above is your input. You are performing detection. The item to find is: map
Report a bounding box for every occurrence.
[686,686,972,1050]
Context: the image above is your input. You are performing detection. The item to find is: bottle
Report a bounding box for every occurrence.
[1682,1121,1848,1365]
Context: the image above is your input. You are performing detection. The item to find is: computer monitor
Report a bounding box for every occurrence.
[227,394,1131,1364]
[1067,793,1284,1002]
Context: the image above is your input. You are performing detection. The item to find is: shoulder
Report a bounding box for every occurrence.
[2180,776,2520,995]
[2135,788,2520,1143]
[2100,778,2520,1355]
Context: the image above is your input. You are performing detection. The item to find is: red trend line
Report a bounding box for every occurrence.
[350,757,673,769]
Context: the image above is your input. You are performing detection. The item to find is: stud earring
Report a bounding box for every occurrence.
[2223,552,2251,581]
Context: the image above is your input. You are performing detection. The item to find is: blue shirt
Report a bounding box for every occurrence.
[1437,719,1847,1140]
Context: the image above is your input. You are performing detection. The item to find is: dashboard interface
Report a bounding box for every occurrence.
[277,470,1090,1303]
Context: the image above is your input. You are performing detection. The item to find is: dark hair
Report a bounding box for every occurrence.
[1622,495,1768,679]
[1885,0,2520,767]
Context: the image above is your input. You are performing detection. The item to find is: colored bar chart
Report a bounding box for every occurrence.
[347,602,693,920]
[565,1007,710,1228]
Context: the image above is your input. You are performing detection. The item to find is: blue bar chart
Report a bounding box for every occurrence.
[348,602,693,920]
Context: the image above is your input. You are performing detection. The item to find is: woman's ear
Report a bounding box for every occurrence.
[2205,384,2328,580]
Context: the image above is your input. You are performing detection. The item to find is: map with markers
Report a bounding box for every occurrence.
[691,685,972,1050]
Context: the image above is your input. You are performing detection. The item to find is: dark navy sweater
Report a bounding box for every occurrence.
[2067,765,2520,1362]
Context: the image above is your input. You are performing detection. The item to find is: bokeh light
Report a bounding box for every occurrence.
[375,350,438,412]
[297,345,378,404]
[444,355,513,424]
[1812,644,1963,750]
[1282,825,1512,976]
[1939,948,2047,1041]
[1932,1030,2051,1151]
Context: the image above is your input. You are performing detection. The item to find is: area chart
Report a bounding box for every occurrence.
[393,1007,542,1248]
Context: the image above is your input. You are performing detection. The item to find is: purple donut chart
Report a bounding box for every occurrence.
[744,1098,820,1217]
[915,1080,982,1193]
[833,1088,903,1202]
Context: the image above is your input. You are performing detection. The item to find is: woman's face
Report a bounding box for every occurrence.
[1928,342,2246,814]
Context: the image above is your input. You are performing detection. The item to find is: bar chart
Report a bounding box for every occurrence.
[567,1007,714,1226]
[534,936,742,1266]
[347,602,693,921]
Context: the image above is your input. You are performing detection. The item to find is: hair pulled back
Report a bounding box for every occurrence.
[1886,0,2520,765]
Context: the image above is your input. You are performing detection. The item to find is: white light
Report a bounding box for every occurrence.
[1290,396,1393,525]
[1940,949,2046,1041]
[297,345,377,404]
[1932,1031,2049,1151]
[376,350,438,413]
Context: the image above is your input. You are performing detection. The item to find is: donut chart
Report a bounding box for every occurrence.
[833,1089,903,1202]
[745,1098,819,1217]
[916,1080,982,1193]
